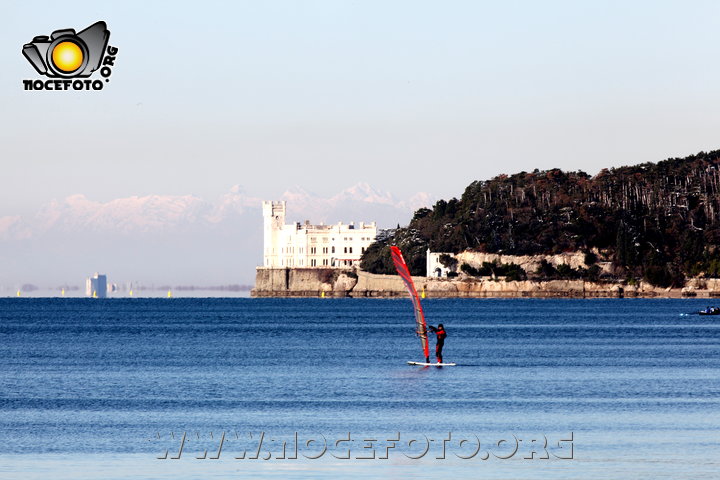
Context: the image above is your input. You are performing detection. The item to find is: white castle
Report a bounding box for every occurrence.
[262,201,378,268]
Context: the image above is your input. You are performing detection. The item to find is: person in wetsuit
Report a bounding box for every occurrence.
[428,323,447,363]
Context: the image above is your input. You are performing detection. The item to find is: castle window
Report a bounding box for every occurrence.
[332,246,335,254]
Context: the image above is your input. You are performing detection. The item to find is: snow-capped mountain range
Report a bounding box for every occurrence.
[0,184,435,286]
[1,183,432,238]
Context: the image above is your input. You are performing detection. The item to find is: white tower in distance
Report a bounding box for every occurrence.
[263,201,286,267]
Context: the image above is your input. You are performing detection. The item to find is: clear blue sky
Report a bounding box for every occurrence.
[2,0,720,216]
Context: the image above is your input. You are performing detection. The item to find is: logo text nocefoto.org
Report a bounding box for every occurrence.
[22,21,118,91]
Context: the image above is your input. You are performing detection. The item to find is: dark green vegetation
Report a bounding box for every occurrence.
[361,150,720,287]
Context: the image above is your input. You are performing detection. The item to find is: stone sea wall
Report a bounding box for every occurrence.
[252,267,359,297]
[252,267,720,298]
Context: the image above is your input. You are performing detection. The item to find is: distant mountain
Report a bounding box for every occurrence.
[34,194,214,233]
[278,184,431,227]
[331,182,396,205]
[0,184,433,287]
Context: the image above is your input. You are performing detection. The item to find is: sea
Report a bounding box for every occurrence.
[0,297,719,479]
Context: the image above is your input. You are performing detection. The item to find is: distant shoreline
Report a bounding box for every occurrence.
[3,290,252,299]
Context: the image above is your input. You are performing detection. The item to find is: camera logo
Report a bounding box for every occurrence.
[22,21,118,91]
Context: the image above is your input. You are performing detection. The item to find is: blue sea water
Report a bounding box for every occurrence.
[0,298,719,479]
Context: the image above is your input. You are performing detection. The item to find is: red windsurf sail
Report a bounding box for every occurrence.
[389,246,429,361]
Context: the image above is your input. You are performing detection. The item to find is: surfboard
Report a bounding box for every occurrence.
[407,361,456,366]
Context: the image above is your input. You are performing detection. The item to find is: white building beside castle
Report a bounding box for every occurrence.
[263,201,378,268]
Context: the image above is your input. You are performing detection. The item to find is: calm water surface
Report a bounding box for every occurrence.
[0,298,718,479]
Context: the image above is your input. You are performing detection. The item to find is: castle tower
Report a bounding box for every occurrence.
[262,201,286,267]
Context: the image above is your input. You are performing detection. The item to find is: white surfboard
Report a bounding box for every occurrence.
[407,361,456,366]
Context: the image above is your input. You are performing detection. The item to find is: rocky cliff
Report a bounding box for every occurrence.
[453,250,613,276]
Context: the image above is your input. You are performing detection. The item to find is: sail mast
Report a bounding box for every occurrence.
[389,246,430,361]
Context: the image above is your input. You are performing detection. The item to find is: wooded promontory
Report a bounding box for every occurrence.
[361,150,720,287]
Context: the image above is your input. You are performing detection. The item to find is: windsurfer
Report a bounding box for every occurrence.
[428,324,447,363]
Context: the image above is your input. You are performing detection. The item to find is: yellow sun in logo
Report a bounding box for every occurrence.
[51,41,83,72]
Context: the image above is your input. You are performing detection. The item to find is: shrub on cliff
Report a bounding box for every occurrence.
[460,263,480,276]
[439,254,458,271]
[459,261,526,281]
[584,251,598,266]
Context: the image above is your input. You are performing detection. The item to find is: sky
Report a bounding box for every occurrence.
[1,0,720,287]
